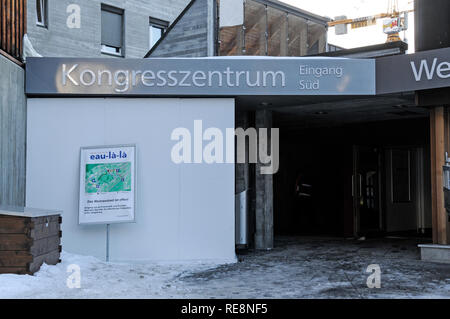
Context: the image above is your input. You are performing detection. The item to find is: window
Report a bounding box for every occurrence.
[149,17,168,50]
[36,0,48,27]
[101,4,124,56]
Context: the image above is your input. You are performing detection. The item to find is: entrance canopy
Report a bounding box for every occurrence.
[25,49,449,127]
[26,47,450,100]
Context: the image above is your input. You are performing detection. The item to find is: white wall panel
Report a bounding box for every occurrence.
[26,98,236,262]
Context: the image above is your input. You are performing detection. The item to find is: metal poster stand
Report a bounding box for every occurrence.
[106,224,110,262]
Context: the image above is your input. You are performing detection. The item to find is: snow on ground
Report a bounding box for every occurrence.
[0,252,224,299]
[0,237,449,299]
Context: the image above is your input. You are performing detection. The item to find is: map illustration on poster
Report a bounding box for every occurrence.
[79,145,136,225]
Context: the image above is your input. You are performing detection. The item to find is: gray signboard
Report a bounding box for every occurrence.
[25,57,376,96]
[377,47,450,94]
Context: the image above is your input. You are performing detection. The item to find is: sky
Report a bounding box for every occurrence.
[282,0,415,52]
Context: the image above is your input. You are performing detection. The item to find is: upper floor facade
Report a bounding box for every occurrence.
[27,0,190,58]
[1,0,189,61]
[2,0,329,62]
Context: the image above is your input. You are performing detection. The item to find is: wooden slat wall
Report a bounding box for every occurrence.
[287,14,307,57]
[243,0,266,56]
[0,0,27,61]
[267,7,286,56]
[219,25,242,56]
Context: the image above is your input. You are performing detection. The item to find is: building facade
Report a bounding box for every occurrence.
[2,0,450,264]
[26,0,190,58]
[147,0,329,58]
[1,0,189,207]
[145,0,450,253]
[0,0,27,207]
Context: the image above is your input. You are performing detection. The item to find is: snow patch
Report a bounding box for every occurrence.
[0,251,228,299]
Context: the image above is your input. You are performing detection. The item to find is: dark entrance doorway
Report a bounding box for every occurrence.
[353,146,382,237]
[273,117,432,239]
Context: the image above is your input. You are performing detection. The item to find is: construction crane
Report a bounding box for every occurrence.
[328,0,414,43]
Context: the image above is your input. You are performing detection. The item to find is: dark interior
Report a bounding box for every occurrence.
[274,117,431,238]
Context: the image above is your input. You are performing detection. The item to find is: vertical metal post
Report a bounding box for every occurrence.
[264,5,268,56]
[242,0,246,54]
[286,12,289,56]
[106,224,110,262]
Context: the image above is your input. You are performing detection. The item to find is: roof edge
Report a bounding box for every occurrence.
[252,0,330,26]
[314,41,409,58]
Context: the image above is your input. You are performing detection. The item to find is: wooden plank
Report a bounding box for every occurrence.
[11,0,16,58]
[28,249,61,274]
[0,266,29,274]
[30,221,61,240]
[16,0,20,57]
[31,215,61,225]
[19,0,24,57]
[0,234,31,250]
[0,0,2,50]
[0,214,26,219]
[0,217,31,234]
[18,0,21,57]
[0,251,32,267]
[30,235,61,256]
[6,0,11,53]
[1,0,6,51]
[15,0,19,58]
[23,0,27,35]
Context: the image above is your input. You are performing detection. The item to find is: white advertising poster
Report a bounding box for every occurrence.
[79,145,136,225]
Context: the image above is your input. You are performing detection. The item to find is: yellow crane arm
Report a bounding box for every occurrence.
[328,9,414,27]
[328,13,388,27]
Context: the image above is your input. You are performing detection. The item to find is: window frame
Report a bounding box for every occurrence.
[101,4,125,57]
[36,0,48,28]
[149,17,169,50]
